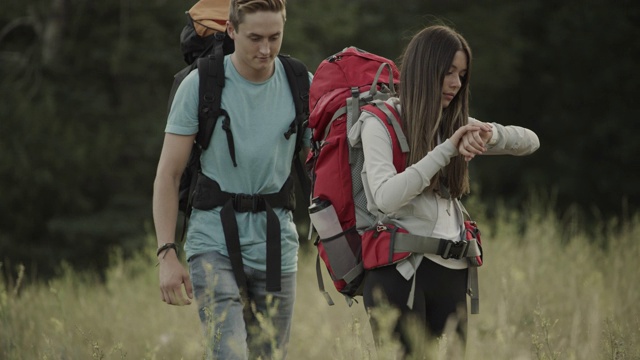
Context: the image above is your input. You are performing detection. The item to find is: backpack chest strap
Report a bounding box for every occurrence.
[192,174,295,212]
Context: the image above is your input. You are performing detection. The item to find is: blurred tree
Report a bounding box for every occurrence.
[284,0,361,70]
[0,0,186,279]
[467,0,640,222]
[1,0,638,281]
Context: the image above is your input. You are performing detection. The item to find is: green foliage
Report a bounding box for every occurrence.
[1,0,639,279]
[0,0,186,278]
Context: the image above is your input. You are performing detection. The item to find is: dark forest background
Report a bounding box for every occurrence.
[1,0,638,281]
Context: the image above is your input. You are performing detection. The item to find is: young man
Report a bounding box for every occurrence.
[152,0,309,358]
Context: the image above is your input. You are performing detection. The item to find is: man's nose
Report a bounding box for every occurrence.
[259,40,270,54]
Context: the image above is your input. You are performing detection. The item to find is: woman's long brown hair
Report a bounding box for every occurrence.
[398,25,472,198]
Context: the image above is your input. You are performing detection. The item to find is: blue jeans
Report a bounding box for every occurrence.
[188,250,296,360]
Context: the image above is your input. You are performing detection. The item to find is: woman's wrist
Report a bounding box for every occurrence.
[485,123,498,145]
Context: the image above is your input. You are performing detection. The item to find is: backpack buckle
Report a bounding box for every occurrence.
[233,194,263,213]
[438,239,469,260]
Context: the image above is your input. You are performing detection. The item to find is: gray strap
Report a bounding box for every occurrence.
[406,255,418,309]
[451,198,481,257]
[331,106,347,122]
[466,239,482,257]
[348,91,361,164]
[453,199,482,313]
[349,89,361,126]
[394,232,481,257]
[316,254,335,306]
[373,101,409,153]
[370,63,396,98]
[393,233,442,254]
[344,295,355,307]
[468,266,480,314]
[342,262,364,284]
[323,106,347,140]
[457,199,472,220]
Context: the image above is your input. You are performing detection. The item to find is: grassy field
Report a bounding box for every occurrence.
[1,202,639,359]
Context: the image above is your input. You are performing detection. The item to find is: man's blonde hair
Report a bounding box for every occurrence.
[228,0,286,30]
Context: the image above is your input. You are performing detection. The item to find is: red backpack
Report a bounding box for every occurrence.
[306,47,410,305]
[307,47,484,312]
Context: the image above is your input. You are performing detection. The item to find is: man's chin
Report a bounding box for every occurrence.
[253,60,274,72]
[256,58,274,66]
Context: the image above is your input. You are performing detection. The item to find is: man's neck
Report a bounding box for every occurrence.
[230,54,275,83]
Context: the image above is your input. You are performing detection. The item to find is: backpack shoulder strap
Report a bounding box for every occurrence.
[361,101,408,172]
[278,54,311,197]
[178,33,226,242]
[278,54,310,142]
[196,32,227,150]
[364,101,409,153]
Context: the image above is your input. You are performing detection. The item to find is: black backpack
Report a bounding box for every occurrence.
[167,12,311,242]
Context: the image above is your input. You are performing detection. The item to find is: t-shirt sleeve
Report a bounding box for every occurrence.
[165,69,200,136]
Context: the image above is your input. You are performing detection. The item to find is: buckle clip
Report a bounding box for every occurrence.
[439,239,469,260]
[233,194,262,213]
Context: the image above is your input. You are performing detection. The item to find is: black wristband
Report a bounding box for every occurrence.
[156,243,178,258]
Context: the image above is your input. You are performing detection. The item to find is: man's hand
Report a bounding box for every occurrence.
[158,251,193,306]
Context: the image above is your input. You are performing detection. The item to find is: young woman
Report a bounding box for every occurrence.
[358,25,540,355]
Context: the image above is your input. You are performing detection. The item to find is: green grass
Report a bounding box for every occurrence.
[1,203,639,359]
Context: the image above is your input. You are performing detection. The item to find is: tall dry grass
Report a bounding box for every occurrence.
[1,201,639,359]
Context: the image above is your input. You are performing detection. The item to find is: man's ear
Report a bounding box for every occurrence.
[226,21,235,40]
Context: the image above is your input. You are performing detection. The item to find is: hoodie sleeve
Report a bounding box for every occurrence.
[469,117,540,156]
[361,115,458,214]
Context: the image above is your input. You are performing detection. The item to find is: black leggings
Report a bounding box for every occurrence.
[363,257,468,354]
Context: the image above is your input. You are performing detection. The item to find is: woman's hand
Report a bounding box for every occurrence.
[450,123,493,161]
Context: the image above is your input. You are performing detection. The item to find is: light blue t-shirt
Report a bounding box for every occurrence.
[166,55,311,273]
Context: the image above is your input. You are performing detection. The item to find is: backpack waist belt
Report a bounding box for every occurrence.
[392,233,481,260]
[391,232,482,314]
[192,173,295,293]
